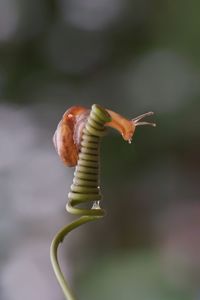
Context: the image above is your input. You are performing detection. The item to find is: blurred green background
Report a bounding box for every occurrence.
[0,1,200,299]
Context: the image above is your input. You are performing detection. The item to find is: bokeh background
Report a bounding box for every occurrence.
[0,1,200,299]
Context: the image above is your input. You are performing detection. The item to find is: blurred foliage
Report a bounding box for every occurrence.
[77,251,193,300]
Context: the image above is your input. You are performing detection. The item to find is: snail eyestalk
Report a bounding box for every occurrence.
[50,104,156,300]
[135,121,156,127]
[132,111,154,121]
[132,111,156,127]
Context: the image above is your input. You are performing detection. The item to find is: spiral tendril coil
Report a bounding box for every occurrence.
[67,104,111,217]
[50,104,111,300]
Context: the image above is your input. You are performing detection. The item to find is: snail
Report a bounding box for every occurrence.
[53,105,156,166]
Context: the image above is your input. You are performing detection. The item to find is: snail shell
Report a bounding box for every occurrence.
[53,106,89,166]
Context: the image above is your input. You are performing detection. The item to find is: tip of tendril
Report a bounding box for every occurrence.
[92,201,101,210]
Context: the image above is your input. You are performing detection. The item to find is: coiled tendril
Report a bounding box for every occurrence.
[50,105,111,300]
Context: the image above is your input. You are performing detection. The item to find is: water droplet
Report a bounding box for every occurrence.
[92,201,100,210]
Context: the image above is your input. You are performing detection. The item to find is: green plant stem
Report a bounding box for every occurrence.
[50,215,103,300]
